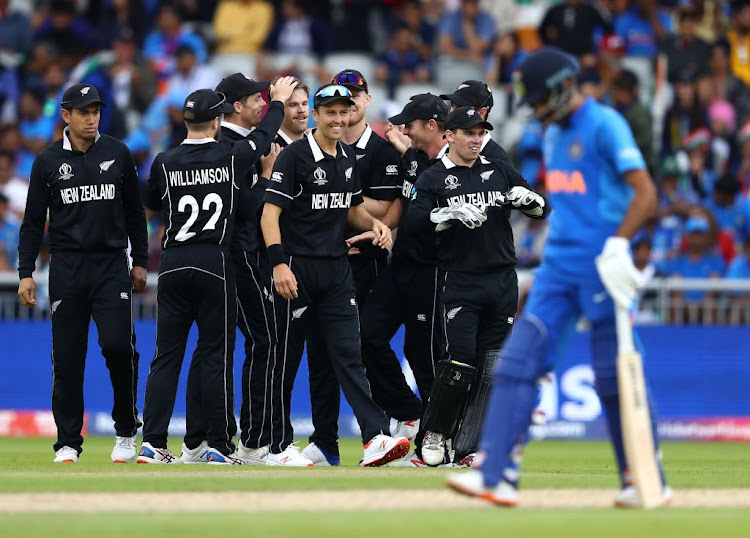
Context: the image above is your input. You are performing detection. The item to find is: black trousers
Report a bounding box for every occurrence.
[49,250,140,454]
[360,262,444,421]
[269,255,390,453]
[306,254,387,454]
[441,268,518,365]
[142,248,237,455]
[183,250,276,450]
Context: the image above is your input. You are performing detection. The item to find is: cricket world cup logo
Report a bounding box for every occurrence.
[59,163,74,180]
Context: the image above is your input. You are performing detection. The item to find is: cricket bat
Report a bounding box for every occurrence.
[615,304,663,509]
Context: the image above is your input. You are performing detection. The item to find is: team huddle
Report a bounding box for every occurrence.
[18,46,671,508]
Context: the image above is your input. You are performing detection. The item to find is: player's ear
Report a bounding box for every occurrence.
[61,108,71,125]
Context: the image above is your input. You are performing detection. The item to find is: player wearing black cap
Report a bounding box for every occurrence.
[403,106,550,466]
[138,82,295,465]
[261,83,410,466]
[440,80,513,164]
[18,83,148,463]
[299,69,404,466]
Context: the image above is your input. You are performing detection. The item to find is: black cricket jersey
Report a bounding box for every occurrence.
[390,146,441,267]
[405,154,549,274]
[345,124,401,257]
[18,129,148,279]
[481,133,513,165]
[222,102,284,253]
[264,131,364,258]
[273,128,295,148]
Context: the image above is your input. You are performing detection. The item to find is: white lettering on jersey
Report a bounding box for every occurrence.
[167,167,231,187]
[311,192,353,209]
[446,191,505,208]
[60,184,116,204]
[401,180,414,199]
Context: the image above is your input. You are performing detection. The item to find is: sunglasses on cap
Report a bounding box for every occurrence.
[332,72,366,89]
[315,85,353,99]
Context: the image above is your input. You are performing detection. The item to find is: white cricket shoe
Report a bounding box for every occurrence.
[446,470,519,507]
[421,431,446,466]
[180,441,210,464]
[302,442,340,466]
[237,442,270,465]
[136,442,181,464]
[111,435,137,463]
[614,485,673,508]
[389,450,428,467]
[265,444,314,467]
[394,419,420,441]
[360,434,410,466]
[205,448,246,465]
[53,446,79,463]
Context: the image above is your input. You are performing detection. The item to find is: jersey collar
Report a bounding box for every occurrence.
[481,132,491,151]
[307,131,348,162]
[62,127,101,152]
[221,120,251,137]
[181,137,218,145]
[436,142,449,159]
[355,124,373,149]
[276,128,294,145]
[441,154,490,169]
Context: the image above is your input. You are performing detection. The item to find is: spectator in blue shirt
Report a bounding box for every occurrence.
[614,0,672,57]
[726,236,750,315]
[18,88,56,177]
[0,192,19,270]
[704,174,748,244]
[397,0,438,62]
[375,25,430,99]
[666,215,725,302]
[438,0,497,64]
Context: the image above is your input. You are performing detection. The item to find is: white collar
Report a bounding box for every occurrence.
[62,127,101,152]
[181,137,218,145]
[436,142,449,159]
[355,124,373,149]
[276,129,294,145]
[221,120,251,137]
[441,154,490,169]
[307,131,348,162]
[481,132,491,151]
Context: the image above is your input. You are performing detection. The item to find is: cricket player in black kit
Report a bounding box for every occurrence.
[404,107,550,466]
[138,83,293,465]
[18,83,148,464]
[261,83,410,467]
[303,70,403,466]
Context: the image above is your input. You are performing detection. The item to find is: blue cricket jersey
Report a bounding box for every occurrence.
[541,97,646,280]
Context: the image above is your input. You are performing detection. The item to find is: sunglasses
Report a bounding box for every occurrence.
[332,72,367,89]
[315,85,353,99]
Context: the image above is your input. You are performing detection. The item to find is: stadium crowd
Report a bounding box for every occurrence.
[1,0,750,319]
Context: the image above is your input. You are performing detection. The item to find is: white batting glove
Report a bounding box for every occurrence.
[505,186,545,216]
[594,237,645,310]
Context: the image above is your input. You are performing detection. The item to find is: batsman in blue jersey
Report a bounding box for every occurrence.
[446,47,671,508]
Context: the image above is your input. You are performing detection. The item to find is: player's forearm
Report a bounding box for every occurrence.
[260,203,283,247]
[381,198,403,229]
[616,169,657,239]
[347,204,377,232]
[18,167,49,279]
[361,197,391,220]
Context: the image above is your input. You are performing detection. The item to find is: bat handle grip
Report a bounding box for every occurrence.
[615,304,636,355]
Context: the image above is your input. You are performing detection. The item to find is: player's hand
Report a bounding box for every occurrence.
[430,203,486,231]
[273,263,298,300]
[261,143,282,178]
[346,230,377,256]
[371,219,392,250]
[131,266,147,293]
[505,186,545,216]
[18,277,36,307]
[383,122,411,156]
[269,76,298,104]
[595,237,645,309]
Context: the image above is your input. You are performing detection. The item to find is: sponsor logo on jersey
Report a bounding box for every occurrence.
[444,175,460,190]
[292,306,308,319]
[507,317,515,324]
[271,171,283,183]
[350,298,356,306]
[99,159,115,173]
[407,160,418,177]
[385,164,399,175]
[480,170,494,182]
[313,167,327,186]
[417,314,426,322]
[120,292,129,300]
[59,163,74,180]
[447,306,462,320]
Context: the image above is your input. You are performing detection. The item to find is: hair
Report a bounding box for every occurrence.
[272,76,310,97]
[612,69,639,92]
[0,149,14,161]
[184,118,217,132]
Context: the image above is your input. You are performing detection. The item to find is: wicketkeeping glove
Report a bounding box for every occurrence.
[505,186,545,217]
[430,203,487,231]
[594,237,645,309]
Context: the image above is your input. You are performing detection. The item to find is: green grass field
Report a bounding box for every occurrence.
[0,437,748,537]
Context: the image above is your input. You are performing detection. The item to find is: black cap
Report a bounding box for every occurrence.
[313,83,355,108]
[389,93,449,125]
[444,106,493,131]
[183,89,227,123]
[440,80,494,109]
[216,73,270,108]
[61,83,106,109]
[332,69,368,93]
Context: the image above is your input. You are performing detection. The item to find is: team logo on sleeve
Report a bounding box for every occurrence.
[444,175,460,190]
[407,160,418,177]
[99,159,115,173]
[313,167,327,185]
[271,171,283,183]
[59,163,74,180]
[569,142,583,159]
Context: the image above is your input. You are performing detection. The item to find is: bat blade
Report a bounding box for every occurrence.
[617,349,663,509]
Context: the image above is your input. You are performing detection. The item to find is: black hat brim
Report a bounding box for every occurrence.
[315,95,355,108]
[63,97,107,109]
[388,112,416,125]
[439,92,472,107]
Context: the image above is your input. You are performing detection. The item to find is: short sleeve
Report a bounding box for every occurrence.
[263,147,297,209]
[367,143,402,202]
[597,108,646,176]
